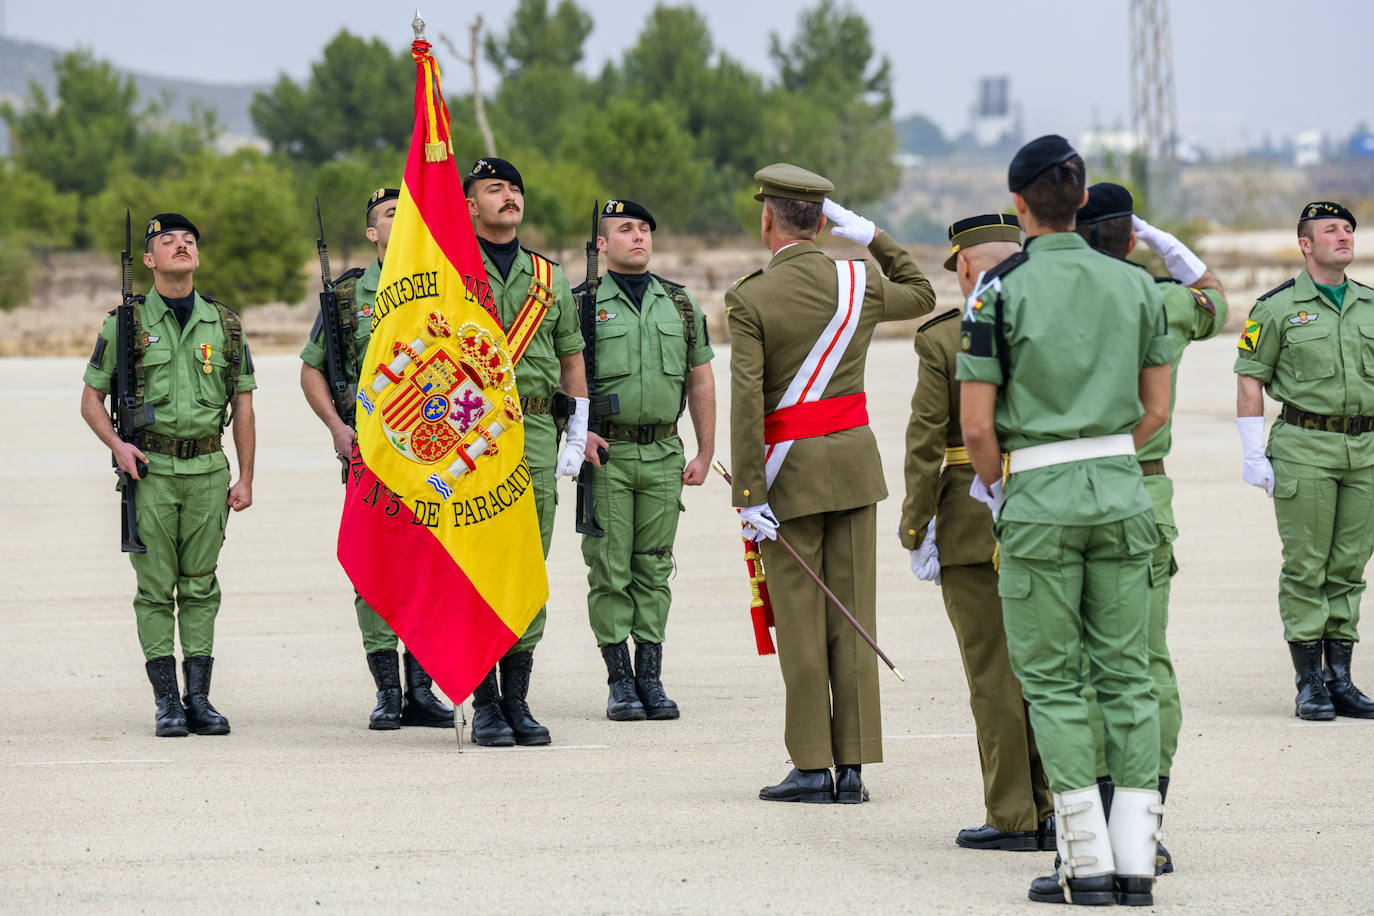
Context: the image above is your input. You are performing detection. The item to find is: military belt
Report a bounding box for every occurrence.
[1138,458,1166,477]
[520,395,554,415]
[134,431,222,459]
[602,421,678,445]
[1280,404,1374,437]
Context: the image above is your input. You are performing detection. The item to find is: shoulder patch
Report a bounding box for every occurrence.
[732,268,763,290]
[917,307,961,334]
[520,245,560,267]
[1238,319,1262,353]
[1257,278,1296,302]
[89,336,107,368]
[983,250,1029,283]
[1188,286,1217,316]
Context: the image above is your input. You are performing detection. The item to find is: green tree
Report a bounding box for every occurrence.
[484,0,593,79]
[0,241,33,312]
[0,162,80,249]
[251,31,414,163]
[311,150,404,261]
[87,150,311,307]
[765,1,899,206]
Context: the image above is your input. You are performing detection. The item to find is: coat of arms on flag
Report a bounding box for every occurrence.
[337,19,548,711]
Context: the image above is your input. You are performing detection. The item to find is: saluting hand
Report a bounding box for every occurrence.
[822,199,878,246]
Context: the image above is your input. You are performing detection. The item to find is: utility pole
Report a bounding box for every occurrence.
[1128,0,1180,216]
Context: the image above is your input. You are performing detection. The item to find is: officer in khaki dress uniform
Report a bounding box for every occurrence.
[728,163,935,804]
[901,212,1054,850]
[1072,183,1228,881]
[464,157,588,746]
[578,199,715,721]
[957,137,1173,906]
[1235,201,1374,721]
[300,188,453,731]
[80,213,256,738]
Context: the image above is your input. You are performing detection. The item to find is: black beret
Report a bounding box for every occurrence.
[1008,134,1078,192]
[944,213,1020,271]
[463,157,523,195]
[1077,183,1134,224]
[366,187,399,215]
[600,199,656,231]
[145,212,199,242]
[1299,201,1356,231]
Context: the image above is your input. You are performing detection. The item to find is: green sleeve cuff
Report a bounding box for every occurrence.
[1144,333,1174,367]
[1233,356,1273,382]
[955,352,1001,384]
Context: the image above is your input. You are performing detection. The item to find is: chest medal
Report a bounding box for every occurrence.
[200,343,214,374]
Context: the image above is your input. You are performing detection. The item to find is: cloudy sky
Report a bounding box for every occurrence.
[6,1,1371,152]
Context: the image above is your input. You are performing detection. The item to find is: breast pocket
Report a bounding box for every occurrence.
[657,321,687,381]
[140,346,173,405]
[595,323,630,380]
[196,351,231,408]
[1282,324,1336,381]
[1359,325,1374,378]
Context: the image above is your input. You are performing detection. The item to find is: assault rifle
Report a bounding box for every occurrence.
[112,210,153,553]
[315,199,355,482]
[574,200,619,537]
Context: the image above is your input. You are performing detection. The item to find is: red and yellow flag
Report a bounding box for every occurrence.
[338,37,547,704]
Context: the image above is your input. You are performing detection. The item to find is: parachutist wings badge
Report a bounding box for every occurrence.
[363,311,522,498]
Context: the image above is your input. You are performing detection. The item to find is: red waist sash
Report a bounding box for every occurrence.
[763,393,868,445]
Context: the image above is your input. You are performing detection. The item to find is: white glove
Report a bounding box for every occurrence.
[822,198,877,246]
[969,475,1005,520]
[1132,215,1206,286]
[738,503,780,541]
[1236,416,1275,497]
[555,396,589,478]
[909,523,941,584]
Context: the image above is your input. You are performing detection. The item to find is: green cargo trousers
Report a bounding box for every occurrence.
[1271,458,1374,643]
[997,512,1160,793]
[940,562,1052,832]
[355,592,397,654]
[129,467,231,660]
[581,446,685,647]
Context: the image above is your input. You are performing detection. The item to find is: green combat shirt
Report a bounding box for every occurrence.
[955,232,1173,525]
[84,288,257,476]
[1234,269,1374,470]
[589,275,712,460]
[481,246,583,467]
[300,258,381,390]
[1139,279,1227,531]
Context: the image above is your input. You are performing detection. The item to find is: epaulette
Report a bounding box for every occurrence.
[983,250,1028,282]
[651,272,684,290]
[731,268,763,290]
[571,280,588,295]
[520,245,560,267]
[333,266,367,285]
[1153,274,1180,284]
[1351,278,1373,292]
[200,293,238,317]
[1257,278,1295,302]
[916,307,960,334]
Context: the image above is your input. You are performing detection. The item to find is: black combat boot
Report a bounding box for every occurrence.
[601,642,646,721]
[181,656,230,735]
[1323,639,1374,718]
[145,656,188,738]
[498,652,551,745]
[1155,776,1172,876]
[399,651,453,727]
[365,650,403,730]
[470,667,515,746]
[633,642,679,720]
[1288,641,1336,720]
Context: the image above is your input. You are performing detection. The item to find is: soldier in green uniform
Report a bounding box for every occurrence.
[901,212,1055,850]
[728,164,935,804]
[300,188,454,731]
[1235,201,1374,721]
[578,199,715,720]
[464,157,587,746]
[956,136,1173,906]
[1069,183,1227,882]
[80,213,256,738]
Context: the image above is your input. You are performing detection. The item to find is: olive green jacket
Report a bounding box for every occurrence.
[727,232,935,521]
[1234,268,1374,469]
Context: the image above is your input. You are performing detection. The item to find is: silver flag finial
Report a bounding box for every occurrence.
[412,9,426,39]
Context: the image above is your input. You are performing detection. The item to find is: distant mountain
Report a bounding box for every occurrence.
[0,35,265,152]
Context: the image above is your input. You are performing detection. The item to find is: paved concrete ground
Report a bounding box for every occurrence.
[3,337,1373,913]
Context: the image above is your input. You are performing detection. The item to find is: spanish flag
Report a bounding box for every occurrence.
[338,36,548,704]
